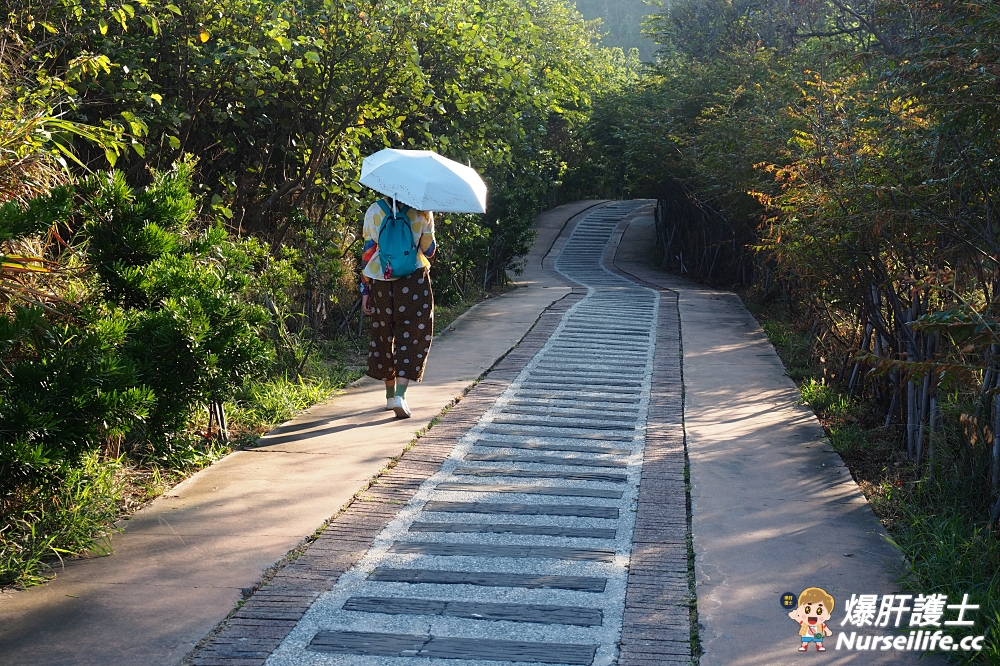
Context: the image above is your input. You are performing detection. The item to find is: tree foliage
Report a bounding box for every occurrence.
[4,0,626,302]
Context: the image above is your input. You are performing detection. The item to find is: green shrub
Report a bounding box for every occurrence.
[80,168,195,308]
[799,379,851,417]
[0,453,122,587]
[122,235,274,437]
[0,307,152,493]
[80,163,278,441]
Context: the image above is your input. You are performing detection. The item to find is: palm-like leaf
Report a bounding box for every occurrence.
[0,44,126,312]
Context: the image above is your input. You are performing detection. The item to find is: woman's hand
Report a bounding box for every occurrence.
[362,294,373,316]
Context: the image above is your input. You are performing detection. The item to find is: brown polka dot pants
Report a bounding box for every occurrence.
[367,268,434,382]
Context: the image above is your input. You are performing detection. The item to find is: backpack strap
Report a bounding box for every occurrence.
[375,198,393,218]
[375,199,411,219]
[375,199,396,241]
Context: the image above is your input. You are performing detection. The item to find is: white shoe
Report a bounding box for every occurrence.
[392,396,411,419]
[386,398,395,411]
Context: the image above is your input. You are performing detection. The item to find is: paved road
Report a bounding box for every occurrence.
[192,201,924,666]
[190,202,691,666]
[268,203,658,666]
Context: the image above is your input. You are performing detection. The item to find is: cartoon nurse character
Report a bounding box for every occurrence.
[788,587,835,652]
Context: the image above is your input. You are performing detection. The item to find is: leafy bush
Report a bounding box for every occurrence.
[121,232,274,437]
[0,453,122,587]
[0,161,289,494]
[79,163,277,440]
[79,168,195,308]
[0,186,154,491]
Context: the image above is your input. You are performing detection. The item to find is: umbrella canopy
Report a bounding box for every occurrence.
[359,149,487,214]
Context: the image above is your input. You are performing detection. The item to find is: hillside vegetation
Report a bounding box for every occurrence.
[0,0,640,587]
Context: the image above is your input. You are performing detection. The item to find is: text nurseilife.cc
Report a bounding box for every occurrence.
[836,593,985,653]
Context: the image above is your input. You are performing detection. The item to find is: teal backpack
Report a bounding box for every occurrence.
[375,199,421,279]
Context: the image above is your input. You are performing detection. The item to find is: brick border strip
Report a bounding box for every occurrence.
[604,205,694,665]
[185,290,586,666]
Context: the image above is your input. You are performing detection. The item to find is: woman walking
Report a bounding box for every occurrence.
[360,196,436,418]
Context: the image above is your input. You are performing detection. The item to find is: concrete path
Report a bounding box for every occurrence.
[263,202,665,666]
[0,201,605,666]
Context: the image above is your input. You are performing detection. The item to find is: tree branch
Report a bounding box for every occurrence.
[827,0,899,55]
[793,27,866,39]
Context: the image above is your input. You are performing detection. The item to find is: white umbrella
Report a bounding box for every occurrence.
[359,149,487,214]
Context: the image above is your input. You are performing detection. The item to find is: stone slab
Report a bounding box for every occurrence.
[481,427,634,442]
[366,569,608,593]
[463,453,628,468]
[490,416,637,430]
[453,467,627,483]
[434,483,623,499]
[341,597,604,627]
[306,631,597,664]
[469,440,633,455]
[421,501,619,519]
[407,522,618,539]
[386,542,617,562]
[513,391,642,404]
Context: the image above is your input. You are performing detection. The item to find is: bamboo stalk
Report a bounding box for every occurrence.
[907,378,916,459]
[916,371,931,470]
[663,221,678,270]
[928,392,938,479]
[884,385,899,429]
[706,244,722,281]
[219,402,228,443]
[915,330,935,469]
[978,344,997,417]
[848,323,873,399]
